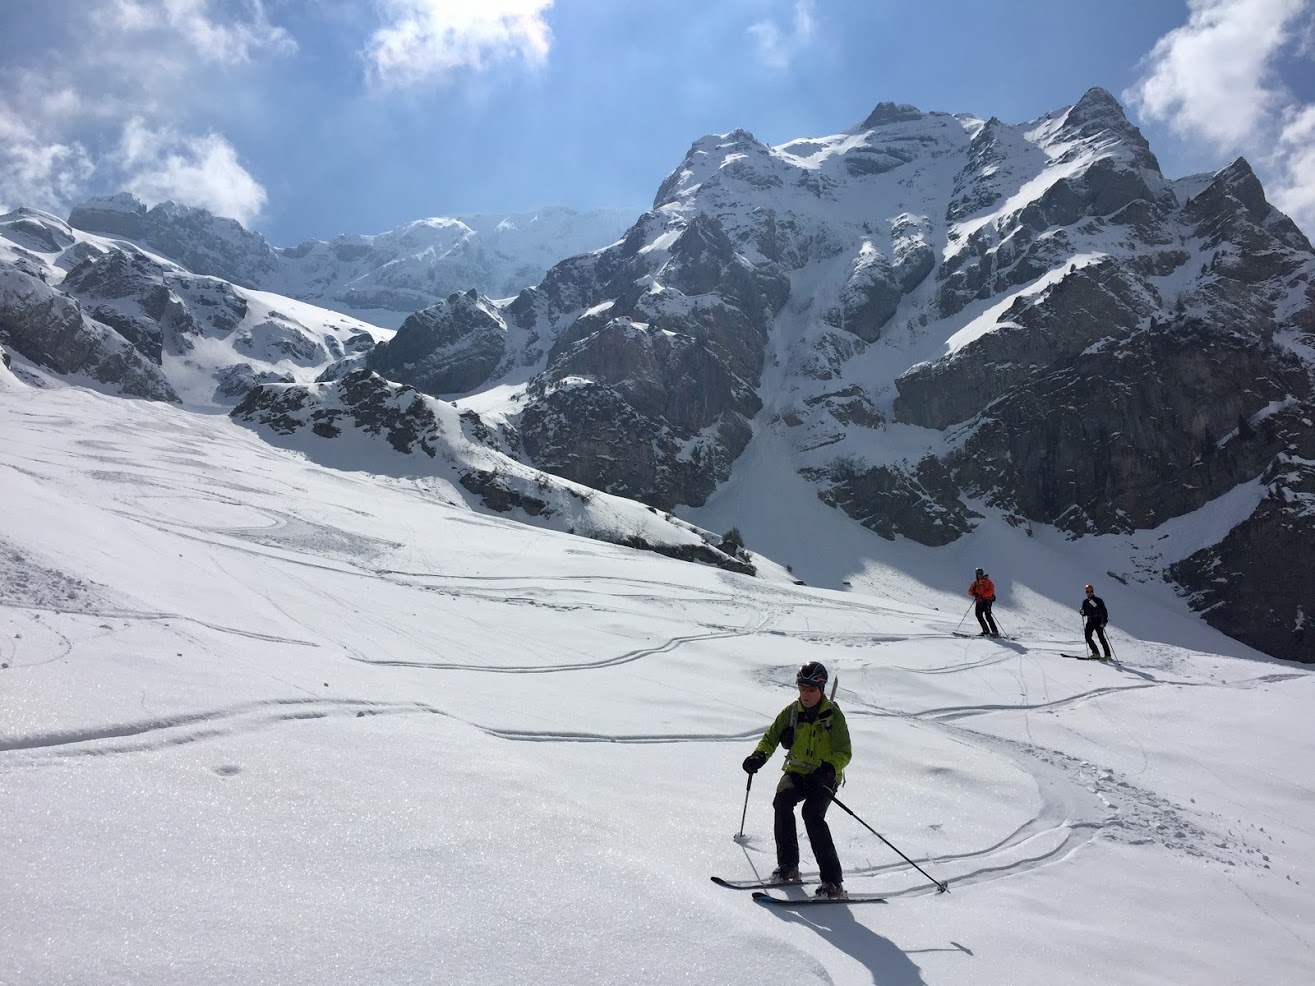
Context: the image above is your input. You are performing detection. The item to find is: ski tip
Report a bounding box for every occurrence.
[753,891,887,906]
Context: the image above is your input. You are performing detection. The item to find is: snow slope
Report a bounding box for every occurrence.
[3,383,1313,986]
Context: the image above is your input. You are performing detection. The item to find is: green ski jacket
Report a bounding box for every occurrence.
[753,696,852,781]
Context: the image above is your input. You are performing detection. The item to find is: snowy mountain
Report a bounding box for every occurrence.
[0,208,389,407]
[3,382,1313,986]
[0,208,753,572]
[293,88,1310,663]
[67,194,637,328]
[3,88,1312,664]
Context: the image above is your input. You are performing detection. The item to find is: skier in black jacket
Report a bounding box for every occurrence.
[1080,584,1112,660]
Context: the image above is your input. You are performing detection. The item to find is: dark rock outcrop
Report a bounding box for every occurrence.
[802,456,979,546]
[366,289,507,395]
[510,212,788,507]
[0,267,179,401]
[1169,421,1315,664]
[69,194,279,289]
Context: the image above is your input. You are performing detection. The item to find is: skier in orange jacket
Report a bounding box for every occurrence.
[968,567,999,636]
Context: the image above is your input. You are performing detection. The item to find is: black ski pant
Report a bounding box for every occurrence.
[1085,621,1111,657]
[773,772,842,886]
[975,599,998,635]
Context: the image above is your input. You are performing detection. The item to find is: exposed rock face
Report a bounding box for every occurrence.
[214,364,294,402]
[366,289,507,395]
[945,322,1310,532]
[0,264,179,401]
[1169,423,1315,663]
[69,194,280,288]
[506,210,788,507]
[802,456,979,545]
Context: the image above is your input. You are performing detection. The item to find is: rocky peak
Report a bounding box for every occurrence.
[1184,156,1314,256]
[1056,87,1162,172]
[1212,157,1271,220]
[858,101,925,130]
[654,130,778,208]
[1062,87,1128,131]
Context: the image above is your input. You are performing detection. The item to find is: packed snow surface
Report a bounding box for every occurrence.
[2,385,1313,986]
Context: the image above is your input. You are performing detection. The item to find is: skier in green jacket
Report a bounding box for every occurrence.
[742,662,852,899]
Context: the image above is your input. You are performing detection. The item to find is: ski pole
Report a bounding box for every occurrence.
[734,773,753,843]
[829,794,950,893]
[954,600,974,633]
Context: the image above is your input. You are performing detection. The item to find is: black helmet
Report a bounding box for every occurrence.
[975,567,984,576]
[796,662,828,688]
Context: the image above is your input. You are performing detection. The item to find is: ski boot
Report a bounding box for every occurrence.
[769,866,802,884]
[814,882,848,900]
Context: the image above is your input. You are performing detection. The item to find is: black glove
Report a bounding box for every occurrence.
[778,726,795,750]
[812,762,837,789]
[742,751,767,775]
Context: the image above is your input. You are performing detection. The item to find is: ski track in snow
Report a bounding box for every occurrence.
[5,484,1296,895]
[1,417,1304,928]
[2,597,1287,899]
[0,699,449,761]
[347,627,753,672]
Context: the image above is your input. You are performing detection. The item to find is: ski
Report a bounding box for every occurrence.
[1060,653,1112,661]
[711,875,811,890]
[952,632,1009,640]
[753,891,887,907]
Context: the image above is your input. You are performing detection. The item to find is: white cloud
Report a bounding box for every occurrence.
[93,0,296,65]
[747,0,817,72]
[1125,0,1305,146]
[1272,104,1315,223]
[113,119,268,225]
[0,0,291,222]
[365,0,555,88]
[0,102,96,217]
[1125,0,1315,232]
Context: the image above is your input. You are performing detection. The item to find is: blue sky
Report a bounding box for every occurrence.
[2,1,1315,244]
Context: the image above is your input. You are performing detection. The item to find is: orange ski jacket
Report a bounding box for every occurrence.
[968,575,995,601]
